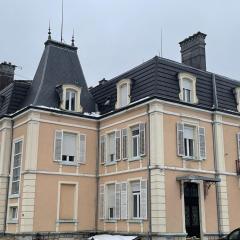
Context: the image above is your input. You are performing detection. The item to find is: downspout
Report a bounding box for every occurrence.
[147,104,152,240]
[3,118,14,235]
[211,73,221,237]
[95,120,100,233]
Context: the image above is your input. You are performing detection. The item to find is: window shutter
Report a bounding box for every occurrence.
[198,127,206,160]
[115,183,121,219]
[99,185,105,219]
[237,133,240,160]
[139,123,146,156]
[140,180,147,219]
[54,130,63,161]
[79,134,86,163]
[100,135,106,164]
[122,129,128,160]
[116,131,121,161]
[177,123,184,156]
[121,182,128,219]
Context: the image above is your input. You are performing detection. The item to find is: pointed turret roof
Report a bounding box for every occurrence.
[23,39,96,112]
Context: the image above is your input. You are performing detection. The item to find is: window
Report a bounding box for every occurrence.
[11,140,23,195]
[59,84,82,112]
[107,184,115,219]
[66,90,76,111]
[177,123,206,160]
[119,83,128,107]
[178,72,198,104]
[9,206,18,221]
[62,132,77,162]
[184,126,195,158]
[183,79,192,103]
[107,132,116,163]
[54,131,86,164]
[131,181,141,218]
[131,123,145,159]
[234,87,240,112]
[115,79,131,109]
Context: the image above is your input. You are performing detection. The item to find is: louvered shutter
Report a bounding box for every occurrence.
[54,130,63,161]
[140,180,147,219]
[237,133,240,160]
[140,123,146,156]
[99,185,105,219]
[177,123,184,156]
[198,127,206,160]
[116,131,121,161]
[122,129,128,160]
[100,135,106,164]
[115,183,121,219]
[121,182,128,219]
[79,134,86,163]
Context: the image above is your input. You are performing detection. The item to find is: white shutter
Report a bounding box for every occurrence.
[198,127,206,160]
[177,123,184,156]
[116,131,121,161]
[100,135,106,164]
[54,130,62,161]
[140,180,147,219]
[237,133,240,160]
[99,185,105,219]
[121,182,128,219]
[139,123,146,156]
[115,183,121,219]
[79,134,86,163]
[122,129,128,160]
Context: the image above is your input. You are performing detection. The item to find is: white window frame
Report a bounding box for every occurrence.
[178,72,198,104]
[106,132,116,164]
[10,138,23,198]
[115,79,131,109]
[106,183,116,220]
[234,87,240,112]
[183,125,195,158]
[131,125,140,160]
[61,132,77,163]
[66,89,77,111]
[60,84,82,112]
[7,205,18,224]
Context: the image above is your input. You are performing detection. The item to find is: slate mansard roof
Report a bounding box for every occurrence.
[1,35,240,118]
[90,56,240,116]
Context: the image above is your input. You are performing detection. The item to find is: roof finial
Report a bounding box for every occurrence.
[48,21,51,40]
[71,29,75,46]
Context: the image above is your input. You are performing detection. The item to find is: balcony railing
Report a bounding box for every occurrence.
[236,160,240,176]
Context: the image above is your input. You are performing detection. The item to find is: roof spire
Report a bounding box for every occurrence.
[48,21,51,40]
[71,29,75,46]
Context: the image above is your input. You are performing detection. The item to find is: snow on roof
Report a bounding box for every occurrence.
[88,234,138,240]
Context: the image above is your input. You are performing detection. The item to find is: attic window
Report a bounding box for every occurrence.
[59,84,82,112]
[178,72,198,104]
[234,87,240,112]
[115,79,131,109]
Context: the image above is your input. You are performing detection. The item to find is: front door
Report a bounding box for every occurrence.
[184,182,201,238]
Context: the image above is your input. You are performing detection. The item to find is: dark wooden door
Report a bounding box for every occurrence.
[184,182,200,238]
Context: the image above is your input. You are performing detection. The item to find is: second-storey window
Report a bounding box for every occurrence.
[11,140,23,195]
[62,132,77,162]
[107,132,116,163]
[183,126,195,158]
[132,127,140,158]
[131,123,145,159]
[66,90,76,111]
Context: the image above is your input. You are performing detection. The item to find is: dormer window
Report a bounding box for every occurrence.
[58,84,82,112]
[66,89,76,111]
[115,79,131,109]
[178,73,198,104]
[234,87,240,112]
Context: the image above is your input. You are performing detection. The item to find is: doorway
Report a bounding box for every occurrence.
[184,182,201,238]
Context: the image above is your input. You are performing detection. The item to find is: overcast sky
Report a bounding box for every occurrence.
[1,0,240,87]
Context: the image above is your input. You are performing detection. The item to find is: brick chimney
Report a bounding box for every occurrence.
[179,32,207,71]
[0,62,16,91]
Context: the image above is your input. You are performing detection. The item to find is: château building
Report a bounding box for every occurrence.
[0,31,240,240]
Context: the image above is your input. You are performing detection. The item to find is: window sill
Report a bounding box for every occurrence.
[104,219,117,223]
[182,156,203,161]
[56,219,78,224]
[105,161,117,166]
[129,157,141,162]
[56,161,79,166]
[9,194,19,199]
[7,219,18,224]
[128,219,143,223]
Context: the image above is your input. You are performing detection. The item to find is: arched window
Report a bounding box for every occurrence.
[115,79,131,109]
[66,89,77,111]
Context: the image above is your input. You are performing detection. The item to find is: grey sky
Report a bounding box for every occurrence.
[1,0,240,87]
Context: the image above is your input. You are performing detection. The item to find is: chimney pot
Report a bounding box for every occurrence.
[179,31,207,71]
